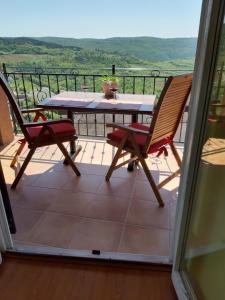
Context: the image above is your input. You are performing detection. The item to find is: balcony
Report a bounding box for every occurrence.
[0,65,186,259]
[0,136,183,257]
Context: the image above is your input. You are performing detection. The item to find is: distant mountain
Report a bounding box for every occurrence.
[0,37,147,68]
[35,36,197,62]
[0,37,82,54]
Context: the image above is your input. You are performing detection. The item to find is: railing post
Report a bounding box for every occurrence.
[111,65,116,125]
[1,63,7,78]
[112,64,115,75]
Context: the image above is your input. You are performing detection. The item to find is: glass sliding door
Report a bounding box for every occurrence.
[183,12,225,299]
[172,0,225,299]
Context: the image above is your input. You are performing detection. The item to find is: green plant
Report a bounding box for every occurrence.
[101,75,119,82]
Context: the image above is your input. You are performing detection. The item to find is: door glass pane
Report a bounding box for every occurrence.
[183,13,225,300]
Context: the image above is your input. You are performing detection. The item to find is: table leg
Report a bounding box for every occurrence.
[63,110,82,165]
[127,113,138,172]
[67,110,76,154]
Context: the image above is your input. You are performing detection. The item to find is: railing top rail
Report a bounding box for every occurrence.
[3,65,193,72]
[4,71,172,78]
[2,63,193,76]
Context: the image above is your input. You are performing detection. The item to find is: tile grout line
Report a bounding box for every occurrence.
[12,203,173,232]
[117,174,137,252]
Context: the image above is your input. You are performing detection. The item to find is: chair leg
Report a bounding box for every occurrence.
[170,143,182,167]
[10,141,26,168]
[106,135,129,181]
[105,147,123,181]
[127,134,164,207]
[56,141,81,176]
[139,156,164,207]
[11,147,36,189]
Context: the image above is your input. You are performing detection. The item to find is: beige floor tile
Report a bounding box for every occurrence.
[74,140,88,163]
[1,163,40,187]
[68,219,123,252]
[13,240,48,248]
[169,230,174,252]
[97,177,135,198]
[24,161,56,174]
[39,145,60,161]
[111,166,137,180]
[64,174,104,193]
[30,147,49,160]
[31,170,72,189]
[119,225,170,256]
[134,162,161,183]
[47,191,95,216]
[90,141,105,164]
[0,137,22,157]
[79,141,96,164]
[127,198,170,229]
[160,183,179,203]
[10,186,59,211]
[28,212,83,248]
[85,194,130,222]
[101,144,116,165]
[2,138,182,256]
[133,180,159,203]
[40,145,64,161]
[169,200,178,230]
[76,163,108,176]
[48,160,77,174]
[0,158,13,167]
[12,207,44,241]
[47,190,129,222]
[77,162,136,180]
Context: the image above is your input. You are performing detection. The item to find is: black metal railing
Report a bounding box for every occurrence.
[2,64,192,143]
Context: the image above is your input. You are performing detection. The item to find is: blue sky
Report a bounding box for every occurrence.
[0,0,202,38]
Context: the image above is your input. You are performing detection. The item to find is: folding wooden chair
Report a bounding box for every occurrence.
[0,73,81,189]
[105,74,192,207]
[10,107,48,168]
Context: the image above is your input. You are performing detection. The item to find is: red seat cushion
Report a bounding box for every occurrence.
[26,122,76,144]
[107,123,171,155]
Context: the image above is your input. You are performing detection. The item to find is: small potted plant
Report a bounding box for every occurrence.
[101,76,119,99]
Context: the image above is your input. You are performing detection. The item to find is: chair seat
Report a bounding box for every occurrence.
[107,123,171,155]
[26,121,76,144]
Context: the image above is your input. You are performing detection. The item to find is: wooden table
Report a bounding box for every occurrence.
[38,92,155,167]
[38,91,155,112]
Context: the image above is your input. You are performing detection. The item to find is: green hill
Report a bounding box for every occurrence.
[35,36,197,62]
[0,37,147,68]
[0,37,195,74]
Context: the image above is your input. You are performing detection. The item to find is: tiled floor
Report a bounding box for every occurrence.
[0,136,182,257]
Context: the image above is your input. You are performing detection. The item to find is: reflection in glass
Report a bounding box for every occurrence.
[183,16,225,300]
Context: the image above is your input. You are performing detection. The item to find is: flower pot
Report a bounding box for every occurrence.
[102,81,119,99]
[102,81,113,98]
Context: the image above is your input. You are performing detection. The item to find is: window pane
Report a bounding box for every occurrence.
[183,15,225,300]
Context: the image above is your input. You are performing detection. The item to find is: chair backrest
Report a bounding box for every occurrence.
[144,74,192,152]
[0,73,25,127]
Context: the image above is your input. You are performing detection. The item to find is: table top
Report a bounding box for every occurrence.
[38,91,155,115]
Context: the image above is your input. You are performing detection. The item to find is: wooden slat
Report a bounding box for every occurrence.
[148,74,192,150]
[157,114,182,125]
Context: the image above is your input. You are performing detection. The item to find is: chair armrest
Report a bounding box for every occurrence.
[21,108,46,114]
[106,123,150,136]
[23,119,73,128]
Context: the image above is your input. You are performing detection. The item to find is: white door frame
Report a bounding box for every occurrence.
[0,192,13,256]
[172,0,225,298]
